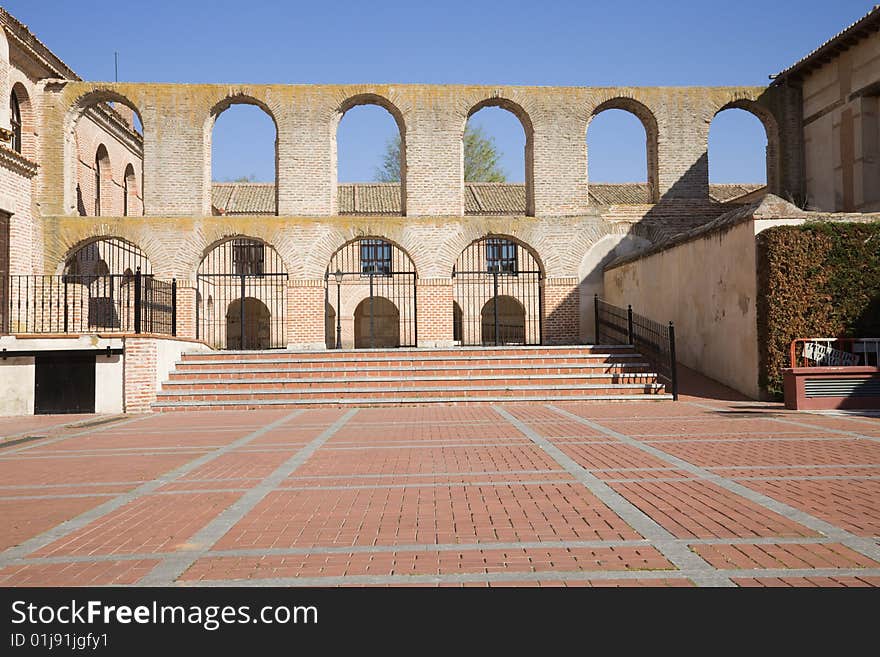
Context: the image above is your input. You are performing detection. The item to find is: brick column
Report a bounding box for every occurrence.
[542,277,579,345]
[122,336,158,413]
[175,283,197,340]
[416,278,454,348]
[288,279,327,350]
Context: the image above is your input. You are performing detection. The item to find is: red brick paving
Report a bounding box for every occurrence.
[0,393,878,587]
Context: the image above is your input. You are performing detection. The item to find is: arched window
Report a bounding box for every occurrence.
[94,151,102,216]
[123,163,136,216]
[94,145,110,216]
[9,90,21,154]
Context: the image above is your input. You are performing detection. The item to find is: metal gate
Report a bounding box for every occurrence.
[453,237,543,346]
[196,238,288,350]
[325,238,417,349]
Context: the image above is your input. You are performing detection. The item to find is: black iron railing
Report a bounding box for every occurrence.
[594,295,678,400]
[1,269,176,336]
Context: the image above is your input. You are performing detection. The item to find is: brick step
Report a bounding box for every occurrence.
[155,382,666,403]
[174,354,645,370]
[166,363,654,380]
[152,393,673,410]
[179,345,637,362]
[161,373,661,390]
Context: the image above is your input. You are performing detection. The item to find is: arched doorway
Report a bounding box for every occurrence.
[325,237,417,349]
[481,295,525,345]
[354,297,400,348]
[226,297,271,350]
[452,236,543,346]
[59,237,156,333]
[453,302,463,345]
[197,237,288,350]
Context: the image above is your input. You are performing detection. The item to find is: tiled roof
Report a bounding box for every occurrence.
[465,183,526,215]
[707,183,767,203]
[773,5,880,82]
[211,183,276,215]
[589,183,652,205]
[211,182,765,215]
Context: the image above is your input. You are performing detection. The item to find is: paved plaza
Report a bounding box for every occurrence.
[1,383,879,587]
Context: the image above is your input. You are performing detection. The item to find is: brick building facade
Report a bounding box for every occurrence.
[0,6,877,413]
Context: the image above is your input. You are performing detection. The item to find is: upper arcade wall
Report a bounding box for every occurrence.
[36,81,803,218]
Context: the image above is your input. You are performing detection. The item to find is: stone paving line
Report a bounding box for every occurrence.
[137,409,359,586]
[546,404,880,564]
[180,567,880,588]
[492,407,734,587]
[5,535,861,567]
[3,474,879,502]
[0,410,305,566]
[1,414,152,454]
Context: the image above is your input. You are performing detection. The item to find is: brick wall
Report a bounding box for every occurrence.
[122,336,157,412]
[32,82,794,218]
[542,277,579,345]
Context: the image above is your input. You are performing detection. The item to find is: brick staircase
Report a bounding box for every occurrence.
[152,345,672,410]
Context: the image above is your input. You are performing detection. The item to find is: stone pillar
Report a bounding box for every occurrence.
[532,108,589,217]
[657,99,710,200]
[287,279,327,349]
[144,93,204,216]
[542,277,579,345]
[122,336,157,413]
[276,104,334,216]
[405,107,463,216]
[175,283,197,340]
[416,278,454,348]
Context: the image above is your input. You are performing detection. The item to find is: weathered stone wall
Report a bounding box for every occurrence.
[34,82,794,219]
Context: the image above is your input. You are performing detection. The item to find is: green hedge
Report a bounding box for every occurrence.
[756,221,880,399]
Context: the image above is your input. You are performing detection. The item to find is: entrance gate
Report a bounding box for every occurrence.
[325,238,417,349]
[196,238,288,350]
[453,237,543,346]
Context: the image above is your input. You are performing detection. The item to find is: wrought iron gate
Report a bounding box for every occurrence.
[453,237,543,346]
[196,238,288,350]
[325,238,417,349]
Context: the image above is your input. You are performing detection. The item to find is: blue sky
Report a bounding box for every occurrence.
[7,0,872,183]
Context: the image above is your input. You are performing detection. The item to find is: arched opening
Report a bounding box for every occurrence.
[196,237,288,350]
[123,163,139,216]
[335,95,406,216]
[9,89,21,154]
[709,104,776,197]
[577,235,652,342]
[453,301,463,345]
[9,83,34,160]
[325,237,417,349]
[587,99,659,203]
[354,297,400,349]
[465,99,533,216]
[481,295,525,346]
[93,145,111,216]
[70,92,144,216]
[209,99,278,215]
[453,235,543,346]
[60,238,153,333]
[226,297,272,350]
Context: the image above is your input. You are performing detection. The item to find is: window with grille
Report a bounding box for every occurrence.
[232,239,265,275]
[360,239,392,276]
[10,92,21,154]
[485,238,518,274]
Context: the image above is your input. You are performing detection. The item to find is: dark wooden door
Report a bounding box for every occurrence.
[34,354,96,414]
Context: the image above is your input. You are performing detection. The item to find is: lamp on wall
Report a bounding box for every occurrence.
[334,269,343,349]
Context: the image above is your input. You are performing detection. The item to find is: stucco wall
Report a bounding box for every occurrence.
[802,31,880,211]
[603,215,807,399]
